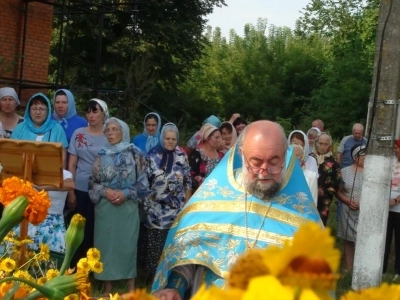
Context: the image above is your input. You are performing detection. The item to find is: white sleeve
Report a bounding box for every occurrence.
[337,136,348,153]
[310,173,319,206]
[62,169,73,180]
[306,156,319,175]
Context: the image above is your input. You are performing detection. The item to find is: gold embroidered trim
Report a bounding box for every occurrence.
[174,223,291,246]
[171,200,309,229]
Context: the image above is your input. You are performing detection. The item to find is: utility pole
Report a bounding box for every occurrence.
[352,0,400,290]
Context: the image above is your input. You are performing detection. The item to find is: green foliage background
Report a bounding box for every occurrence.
[49,0,379,140]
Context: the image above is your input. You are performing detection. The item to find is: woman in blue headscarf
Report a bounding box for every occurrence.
[139,123,192,283]
[11,93,68,164]
[52,89,87,143]
[89,117,148,294]
[132,112,161,154]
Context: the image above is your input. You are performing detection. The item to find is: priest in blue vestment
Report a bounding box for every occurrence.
[152,121,322,300]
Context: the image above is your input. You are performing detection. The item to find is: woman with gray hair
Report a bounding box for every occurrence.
[140,123,192,283]
[0,87,24,138]
[89,117,148,294]
[337,144,365,272]
[311,132,342,226]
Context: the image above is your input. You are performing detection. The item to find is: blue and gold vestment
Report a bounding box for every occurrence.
[152,145,322,291]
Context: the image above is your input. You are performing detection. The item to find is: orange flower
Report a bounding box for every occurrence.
[0,177,51,225]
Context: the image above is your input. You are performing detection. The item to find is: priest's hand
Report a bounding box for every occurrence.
[152,289,181,300]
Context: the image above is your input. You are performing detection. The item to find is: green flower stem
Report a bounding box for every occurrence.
[0,196,29,243]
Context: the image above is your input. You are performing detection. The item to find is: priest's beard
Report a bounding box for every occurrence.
[242,162,286,201]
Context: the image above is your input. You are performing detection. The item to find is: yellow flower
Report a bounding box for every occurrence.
[46,269,60,280]
[242,276,296,300]
[37,276,47,285]
[77,258,91,272]
[37,244,50,261]
[341,283,400,300]
[14,270,34,291]
[119,289,158,300]
[264,222,341,291]
[0,177,51,225]
[87,248,101,261]
[227,248,270,289]
[64,294,79,300]
[22,237,34,244]
[191,284,243,300]
[0,258,16,272]
[89,260,103,273]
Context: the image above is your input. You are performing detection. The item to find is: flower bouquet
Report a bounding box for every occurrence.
[0,176,100,299]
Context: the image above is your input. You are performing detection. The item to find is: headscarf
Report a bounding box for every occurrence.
[202,115,222,128]
[53,89,78,128]
[306,127,321,137]
[313,132,333,165]
[196,123,219,148]
[100,117,131,155]
[351,145,366,160]
[143,112,161,153]
[288,130,310,162]
[0,87,20,105]
[89,98,109,120]
[159,123,179,173]
[220,121,238,149]
[24,93,57,134]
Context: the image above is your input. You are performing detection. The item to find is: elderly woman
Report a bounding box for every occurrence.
[0,87,24,138]
[336,145,365,272]
[219,121,238,153]
[141,123,192,282]
[89,117,148,294]
[288,130,318,174]
[10,93,68,160]
[132,112,161,154]
[292,144,318,205]
[384,138,400,280]
[52,89,87,143]
[306,127,321,155]
[189,123,224,191]
[67,99,109,266]
[311,132,342,226]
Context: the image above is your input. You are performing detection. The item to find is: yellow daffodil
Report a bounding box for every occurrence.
[191,284,243,300]
[341,283,400,300]
[60,214,85,274]
[87,248,101,261]
[89,260,103,273]
[0,258,16,273]
[77,258,91,273]
[46,269,60,280]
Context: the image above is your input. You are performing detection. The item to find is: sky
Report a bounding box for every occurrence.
[207,0,311,37]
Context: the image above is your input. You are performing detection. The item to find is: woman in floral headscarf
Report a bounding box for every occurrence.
[188,123,224,191]
[140,123,192,282]
[311,132,342,226]
[89,117,148,294]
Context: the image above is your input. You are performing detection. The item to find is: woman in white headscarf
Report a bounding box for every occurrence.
[89,117,149,294]
[288,130,318,174]
[0,87,24,138]
[67,98,109,266]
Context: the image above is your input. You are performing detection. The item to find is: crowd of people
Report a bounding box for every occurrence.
[0,86,399,295]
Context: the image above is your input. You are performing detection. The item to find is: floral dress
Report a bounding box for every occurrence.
[314,155,342,225]
[145,147,192,229]
[88,144,149,281]
[189,149,224,191]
